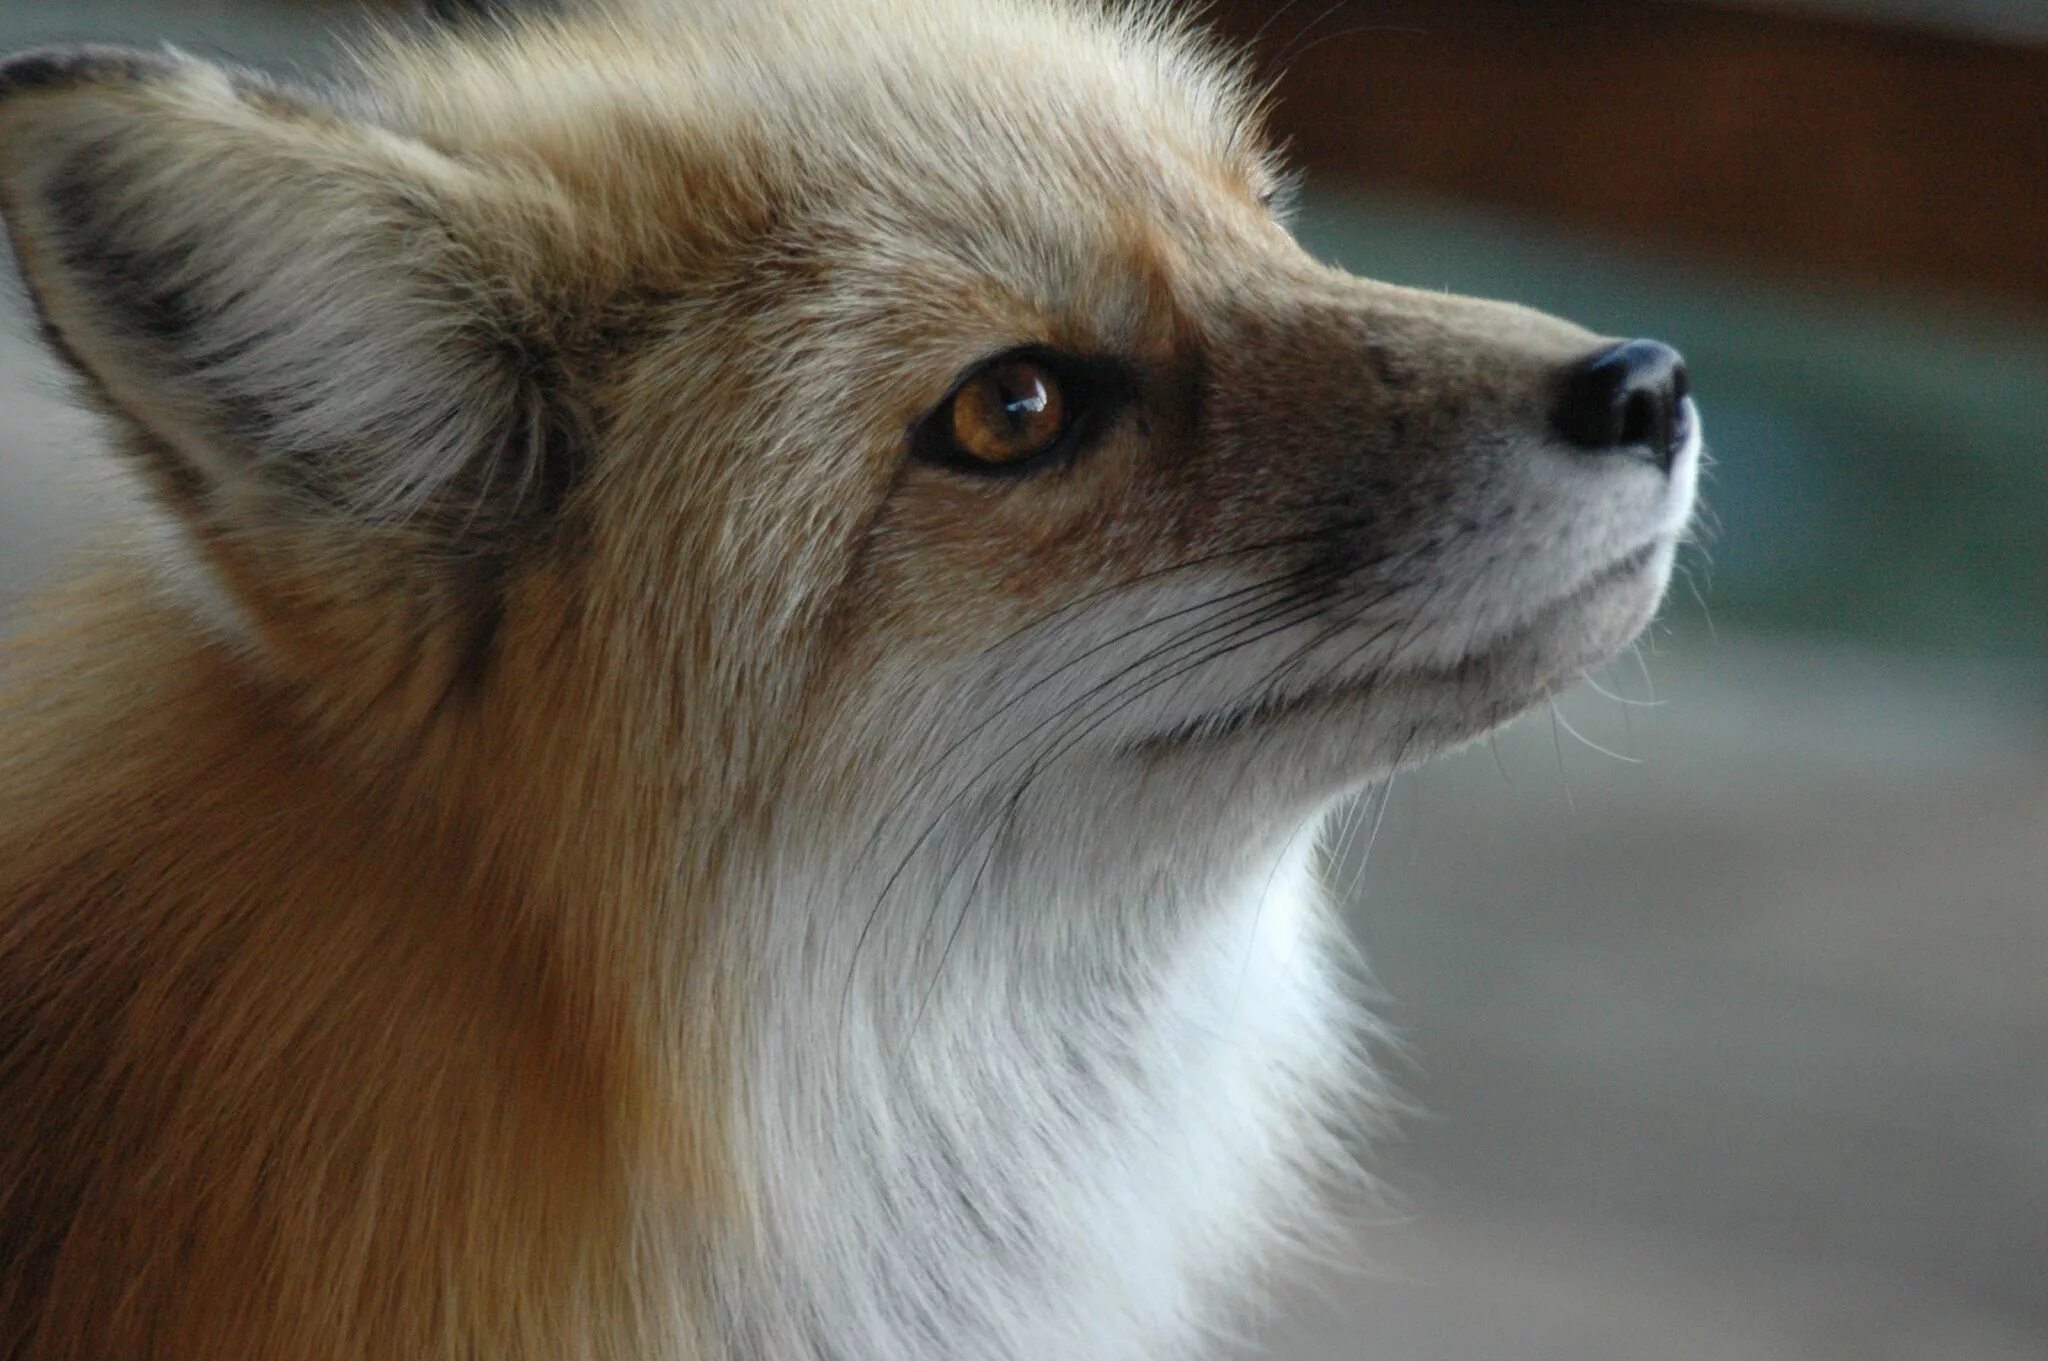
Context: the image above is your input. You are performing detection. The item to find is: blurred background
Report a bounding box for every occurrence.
[1,2,2042,1358]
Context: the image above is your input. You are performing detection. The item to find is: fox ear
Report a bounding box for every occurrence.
[0,45,581,548]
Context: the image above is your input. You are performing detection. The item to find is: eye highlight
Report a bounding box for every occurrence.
[947,358,1067,466]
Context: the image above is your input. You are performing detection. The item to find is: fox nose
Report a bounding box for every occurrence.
[1553,339,1692,473]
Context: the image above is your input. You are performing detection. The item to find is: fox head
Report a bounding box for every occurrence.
[0,4,1705,1354]
[0,0,1696,900]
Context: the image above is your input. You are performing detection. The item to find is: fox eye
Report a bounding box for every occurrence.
[945,358,1068,467]
[912,348,1127,477]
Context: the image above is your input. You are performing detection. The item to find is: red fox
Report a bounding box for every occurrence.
[0,2,1700,1357]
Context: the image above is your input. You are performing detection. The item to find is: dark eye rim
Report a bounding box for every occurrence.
[909,344,1131,479]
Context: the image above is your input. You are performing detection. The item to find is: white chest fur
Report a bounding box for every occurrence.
[720,806,1364,1361]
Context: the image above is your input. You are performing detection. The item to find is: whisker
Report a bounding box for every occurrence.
[895,792,1015,1067]
[1548,701,1577,812]
[1678,562,1718,642]
[1487,733,1513,786]
[1628,640,1659,706]
[1330,777,1391,909]
[1245,0,1318,62]
[1580,671,1664,708]
[976,522,1370,661]
[1231,811,1319,1024]
[1551,700,1642,765]
[1282,18,1429,66]
[1350,774,1395,899]
[1268,0,1355,74]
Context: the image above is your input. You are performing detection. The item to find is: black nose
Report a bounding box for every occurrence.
[1553,339,1692,472]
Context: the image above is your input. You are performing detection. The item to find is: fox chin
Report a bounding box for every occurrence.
[0,2,1698,1358]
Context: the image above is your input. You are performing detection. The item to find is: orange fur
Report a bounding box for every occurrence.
[0,563,735,1358]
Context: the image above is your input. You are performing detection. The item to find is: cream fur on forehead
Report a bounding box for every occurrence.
[364,0,1275,174]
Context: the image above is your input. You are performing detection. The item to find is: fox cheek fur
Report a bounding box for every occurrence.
[0,3,1698,1359]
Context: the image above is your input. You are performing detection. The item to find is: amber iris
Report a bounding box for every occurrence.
[947,360,1067,466]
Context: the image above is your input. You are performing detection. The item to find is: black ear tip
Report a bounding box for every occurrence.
[0,45,178,103]
[417,0,516,21]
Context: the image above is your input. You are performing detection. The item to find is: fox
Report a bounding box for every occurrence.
[0,1,1700,1358]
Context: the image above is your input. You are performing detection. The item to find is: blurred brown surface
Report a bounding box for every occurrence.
[1212,0,2048,311]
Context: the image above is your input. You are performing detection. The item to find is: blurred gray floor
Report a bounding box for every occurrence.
[1259,642,2048,1360]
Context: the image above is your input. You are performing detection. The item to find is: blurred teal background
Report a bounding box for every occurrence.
[0,3,2042,1359]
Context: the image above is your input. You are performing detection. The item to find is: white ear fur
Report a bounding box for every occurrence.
[0,45,573,536]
